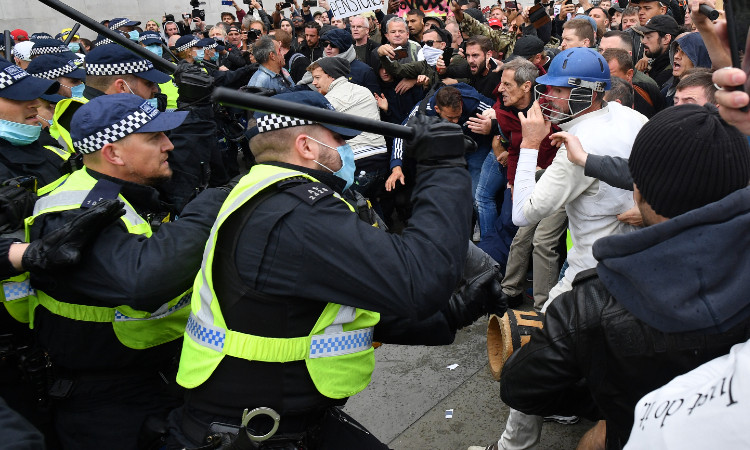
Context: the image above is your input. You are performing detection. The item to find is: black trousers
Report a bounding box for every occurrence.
[167,404,391,450]
[53,371,181,450]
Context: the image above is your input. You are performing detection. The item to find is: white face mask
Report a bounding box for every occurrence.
[422,45,444,66]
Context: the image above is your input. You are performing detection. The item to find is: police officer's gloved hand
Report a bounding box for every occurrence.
[444,243,506,329]
[445,266,504,329]
[22,200,125,273]
[405,115,469,167]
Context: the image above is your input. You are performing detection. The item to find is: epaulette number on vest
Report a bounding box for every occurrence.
[284,182,334,205]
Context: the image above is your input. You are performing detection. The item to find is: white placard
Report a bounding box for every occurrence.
[329,0,384,19]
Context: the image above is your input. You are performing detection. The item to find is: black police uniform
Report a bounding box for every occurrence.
[170,159,473,448]
[27,170,228,450]
[0,137,66,187]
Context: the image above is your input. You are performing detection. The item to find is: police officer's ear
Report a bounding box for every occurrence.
[111,78,131,95]
[295,134,317,161]
[100,142,127,167]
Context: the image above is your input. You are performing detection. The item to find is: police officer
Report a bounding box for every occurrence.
[25,94,229,450]
[0,58,66,186]
[168,91,503,448]
[50,44,172,153]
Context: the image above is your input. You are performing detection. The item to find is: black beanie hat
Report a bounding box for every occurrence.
[629,104,750,218]
[316,57,350,79]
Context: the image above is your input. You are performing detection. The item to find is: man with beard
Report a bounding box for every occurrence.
[636,15,680,88]
[464,35,502,99]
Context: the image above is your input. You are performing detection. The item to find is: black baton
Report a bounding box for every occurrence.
[211,87,416,140]
[62,23,80,45]
[4,30,11,61]
[37,0,177,74]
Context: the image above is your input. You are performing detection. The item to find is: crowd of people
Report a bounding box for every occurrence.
[0,0,749,448]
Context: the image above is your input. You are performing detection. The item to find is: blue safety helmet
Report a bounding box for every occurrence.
[535,47,611,123]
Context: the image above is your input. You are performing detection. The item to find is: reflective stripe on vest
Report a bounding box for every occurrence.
[2,274,34,323]
[176,164,379,398]
[24,168,190,349]
[43,145,71,161]
[185,306,374,360]
[33,189,146,232]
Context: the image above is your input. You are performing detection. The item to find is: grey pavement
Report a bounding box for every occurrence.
[345,319,592,450]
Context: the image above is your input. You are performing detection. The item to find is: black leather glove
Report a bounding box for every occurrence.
[445,243,506,329]
[0,185,37,234]
[405,114,468,163]
[22,200,125,273]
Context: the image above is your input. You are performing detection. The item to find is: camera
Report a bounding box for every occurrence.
[303,0,318,6]
[190,0,206,21]
[247,28,262,43]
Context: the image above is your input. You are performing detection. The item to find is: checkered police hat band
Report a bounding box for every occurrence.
[73,110,153,154]
[0,71,28,90]
[95,38,114,46]
[87,60,154,76]
[257,114,316,133]
[204,42,218,49]
[35,64,76,80]
[109,19,128,30]
[138,35,158,43]
[30,45,67,56]
[176,39,199,52]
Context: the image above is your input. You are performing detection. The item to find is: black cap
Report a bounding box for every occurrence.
[316,57,350,80]
[513,36,545,58]
[634,14,680,36]
[629,104,750,219]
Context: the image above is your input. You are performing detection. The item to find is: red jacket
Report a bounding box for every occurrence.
[493,99,558,185]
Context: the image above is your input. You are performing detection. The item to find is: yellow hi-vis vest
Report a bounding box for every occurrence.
[176,164,380,399]
[49,96,87,153]
[17,168,190,349]
[159,77,179,112]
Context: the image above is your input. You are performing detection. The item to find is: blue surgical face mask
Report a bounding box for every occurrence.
[146,44,163,57]
[145,97,159,109]
[0,119,42,146]
[70,83,85,98]
[210,51,219,62]
[195,48,205,61]
[129,30,140,41]
[68,42,81,53]
[308,136,355,190]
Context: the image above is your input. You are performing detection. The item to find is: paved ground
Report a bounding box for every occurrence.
[344,318,593,450]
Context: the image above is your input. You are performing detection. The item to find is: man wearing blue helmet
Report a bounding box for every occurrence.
[482,47,648,450]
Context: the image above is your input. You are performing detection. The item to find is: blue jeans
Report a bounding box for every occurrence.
[475,151,507,239]
[465,146,491,200]
[477,187,517,266]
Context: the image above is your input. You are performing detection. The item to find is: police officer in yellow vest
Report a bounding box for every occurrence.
[168,91,504,448]
[26,93,230,450]
[50,43,172,153]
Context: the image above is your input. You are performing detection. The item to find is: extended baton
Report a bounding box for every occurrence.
[4,30,11,61]
[211,87,416,140]
[37,0,177,74]
[62,23,80,45]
